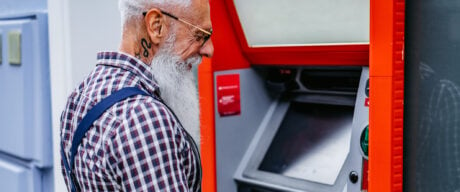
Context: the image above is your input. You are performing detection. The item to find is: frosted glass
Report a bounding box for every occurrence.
[233,0,369,47]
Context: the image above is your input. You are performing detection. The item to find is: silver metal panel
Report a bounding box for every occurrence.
[214,69,274,192]
[234,67,369,192]
[262,103,353,185]
[235,101,351,192]
[347,67,369,192]
[216,67,369,191]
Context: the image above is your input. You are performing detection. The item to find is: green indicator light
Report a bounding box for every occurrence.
[360,125,369,157]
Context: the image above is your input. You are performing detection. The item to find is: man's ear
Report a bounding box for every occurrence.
[144,8,166,45]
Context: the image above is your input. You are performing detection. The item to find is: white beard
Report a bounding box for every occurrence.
[150,43,202,148]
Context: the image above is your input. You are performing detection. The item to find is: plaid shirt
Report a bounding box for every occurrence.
[60,52,201,191]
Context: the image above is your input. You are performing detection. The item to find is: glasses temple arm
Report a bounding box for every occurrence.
[161,11,212,36]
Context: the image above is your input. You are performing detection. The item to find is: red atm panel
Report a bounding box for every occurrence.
[199,0,404,191]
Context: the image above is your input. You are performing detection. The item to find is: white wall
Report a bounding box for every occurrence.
[67,1,122,86]
[48,0,121,191]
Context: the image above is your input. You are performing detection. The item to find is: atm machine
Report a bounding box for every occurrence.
[198,0,371,192]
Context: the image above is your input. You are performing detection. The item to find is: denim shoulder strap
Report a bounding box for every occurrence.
[61,87,148,192]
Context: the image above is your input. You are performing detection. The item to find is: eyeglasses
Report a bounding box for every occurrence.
[143,10,213,47]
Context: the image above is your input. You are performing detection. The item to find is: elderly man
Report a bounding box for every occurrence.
[59,0,213,191]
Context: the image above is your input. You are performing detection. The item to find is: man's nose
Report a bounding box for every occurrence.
[199,39,214,58]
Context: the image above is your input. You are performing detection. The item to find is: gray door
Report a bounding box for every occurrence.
[405,1,460,191]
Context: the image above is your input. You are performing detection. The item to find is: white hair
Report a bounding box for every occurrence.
[150,33,203,147]
[118,0,192,29]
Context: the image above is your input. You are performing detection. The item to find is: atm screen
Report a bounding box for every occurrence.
[258,102,354,185]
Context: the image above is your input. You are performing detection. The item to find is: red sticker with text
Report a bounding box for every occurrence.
[217,74,241,116]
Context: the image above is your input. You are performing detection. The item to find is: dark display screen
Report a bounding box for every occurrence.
[258,102,354,184]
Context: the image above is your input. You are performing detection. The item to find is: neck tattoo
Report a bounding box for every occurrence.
[141,38,152,58]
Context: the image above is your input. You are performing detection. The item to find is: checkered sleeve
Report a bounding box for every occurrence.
[107,99,190,191]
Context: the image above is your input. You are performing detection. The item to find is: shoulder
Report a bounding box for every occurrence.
[108,95,183,144]
[125,96,177,129]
